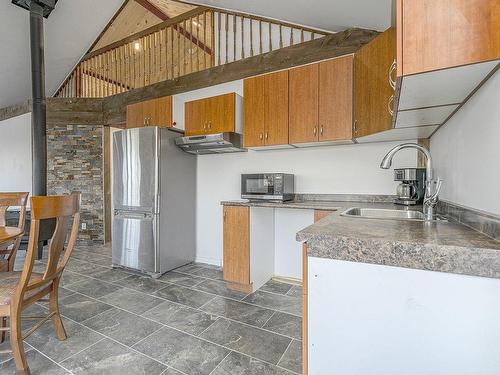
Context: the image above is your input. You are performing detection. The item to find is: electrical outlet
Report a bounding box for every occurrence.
[81,223,87,230]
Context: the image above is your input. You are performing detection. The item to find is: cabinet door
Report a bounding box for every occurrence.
[243,75,266,147]
[185,99,207,135]
[207,93,235,134]
[289,64,319,144]
[142,99,157,127]
[354,28,395,138]
[223,206,250,285]
[319,56,353,141]
[126,102,144,128]
[264,70,289,146]
[154,96,173,128]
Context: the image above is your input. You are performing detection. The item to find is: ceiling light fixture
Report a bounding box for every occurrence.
[134,42,141,51]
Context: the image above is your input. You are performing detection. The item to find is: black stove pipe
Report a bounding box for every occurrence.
[30,1,47,196]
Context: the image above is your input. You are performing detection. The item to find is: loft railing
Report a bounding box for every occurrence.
[55,6,330,98]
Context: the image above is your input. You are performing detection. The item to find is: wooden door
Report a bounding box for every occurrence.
[154,96,173,128]
[354,28,396,138]
[185,99,207,135]
[223,206,250,286]
[126,102,144,128]
[289,64,319,144]
[264,70,289,146]
[207,93,235,134]
[142,99,157,127]
[319,56,353,141]
[243,75,265,147]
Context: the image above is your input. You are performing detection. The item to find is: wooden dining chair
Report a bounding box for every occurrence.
[0,193,80,375]
[0,192,29,272]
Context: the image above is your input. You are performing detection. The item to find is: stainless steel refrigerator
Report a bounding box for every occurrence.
[112,127,196,277]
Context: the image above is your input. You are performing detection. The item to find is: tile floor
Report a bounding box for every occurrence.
[0,244,302,375]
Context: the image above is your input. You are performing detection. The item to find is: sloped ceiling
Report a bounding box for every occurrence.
[184,0,393,32]
[0,0,124,109]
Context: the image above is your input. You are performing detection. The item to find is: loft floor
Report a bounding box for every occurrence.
[1,243,302,375]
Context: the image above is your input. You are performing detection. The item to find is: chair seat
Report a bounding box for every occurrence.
[0,272,44,306]
[0,259,7,272]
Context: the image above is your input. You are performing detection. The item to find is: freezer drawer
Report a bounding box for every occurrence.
[112,211,158,273]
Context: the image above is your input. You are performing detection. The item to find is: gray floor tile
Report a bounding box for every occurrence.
[191,267,223,281]
[115,275,167,294]
[263,311,302,340]
[212,351,294,375]
[83,307,162,346]
[194,279,248,300]
[278,340,302,374]
[60,271,91,288]
[200,318,291,364]
[61,338,166,375]
[143,300,217,335]
[91,268,132,283]
[64,259,109,276]
[173,263,201,274]
[101,288,164,314]
[260,280,294,295]
[58,293,113,322]
[243,291,302,317]
[158,271,205,287]
[154,284,215,309]
[286,286,302,298]
[65,278,122,299]
[200,297,274,328]
[58,287,76,300]
[25,318,103,362]
[71,251,112,266]
[134,326,229,375]
[0,349,69,374]
[161,367,184,375]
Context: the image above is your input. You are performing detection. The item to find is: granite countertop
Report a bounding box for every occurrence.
[296,201,500,279]
[221,199,342,211]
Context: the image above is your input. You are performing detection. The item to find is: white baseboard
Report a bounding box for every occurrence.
[194,256,222,267]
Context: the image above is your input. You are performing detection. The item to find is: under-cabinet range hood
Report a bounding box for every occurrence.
[175,132,246,154]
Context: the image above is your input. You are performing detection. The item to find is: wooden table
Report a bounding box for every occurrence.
[0,226,23,245]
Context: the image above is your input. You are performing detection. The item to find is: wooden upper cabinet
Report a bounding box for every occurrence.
[126,96,172,128]
[397,0,500,77]
[289,64,319,144]
[243,75,266,147]
[223,206,250,286]
[185,93,236,136]
[354,28,396,138]
[126,102,144,128]
[318,56,353,141]
[243,71,289,148]
[264,71,289,146]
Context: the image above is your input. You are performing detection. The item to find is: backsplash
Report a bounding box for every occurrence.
[438,200,500,241]
[47,123,104,244]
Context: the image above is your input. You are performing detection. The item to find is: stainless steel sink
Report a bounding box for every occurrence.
[341,207,447,222]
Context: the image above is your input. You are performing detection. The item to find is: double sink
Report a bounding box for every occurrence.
[341,207,447,222]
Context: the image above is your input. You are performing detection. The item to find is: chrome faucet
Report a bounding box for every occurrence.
[380,143,443,221]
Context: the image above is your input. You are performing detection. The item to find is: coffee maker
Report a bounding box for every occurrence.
[394,168,426,205]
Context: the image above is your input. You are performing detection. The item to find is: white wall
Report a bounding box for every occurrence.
[431,70,500,216]
[196,141,417,265]
[0,113,32,195]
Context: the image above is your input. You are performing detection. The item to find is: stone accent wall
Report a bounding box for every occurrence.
[47,124,104,243]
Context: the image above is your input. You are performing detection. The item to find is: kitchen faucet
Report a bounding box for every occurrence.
[380,143,443,221]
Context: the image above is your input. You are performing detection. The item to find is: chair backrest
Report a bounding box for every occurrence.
[0,192,29,229]
[17,193,80,298]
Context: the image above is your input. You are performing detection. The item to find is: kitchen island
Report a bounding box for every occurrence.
[297,202,500,375]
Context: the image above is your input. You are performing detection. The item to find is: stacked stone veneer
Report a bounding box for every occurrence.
[47,124,104,243]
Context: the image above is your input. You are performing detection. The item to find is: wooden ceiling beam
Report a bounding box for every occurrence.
[133,0,212,55]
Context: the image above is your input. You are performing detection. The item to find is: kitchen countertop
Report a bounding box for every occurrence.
[221,199,342,211]
[296,201,500,279]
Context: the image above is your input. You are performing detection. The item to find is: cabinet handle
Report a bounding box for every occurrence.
[388,59,397,91]
[313,127,317,136]
[208,122,212,130]
[143,117,146,126]
[388,95,395,117]
[203,122,207,130]
[353,120,357,135]
[265,132,268,140]
[320,126,323,136]
[259,133,263,140]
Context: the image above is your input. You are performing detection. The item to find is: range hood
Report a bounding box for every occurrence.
[175,132,247,154]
